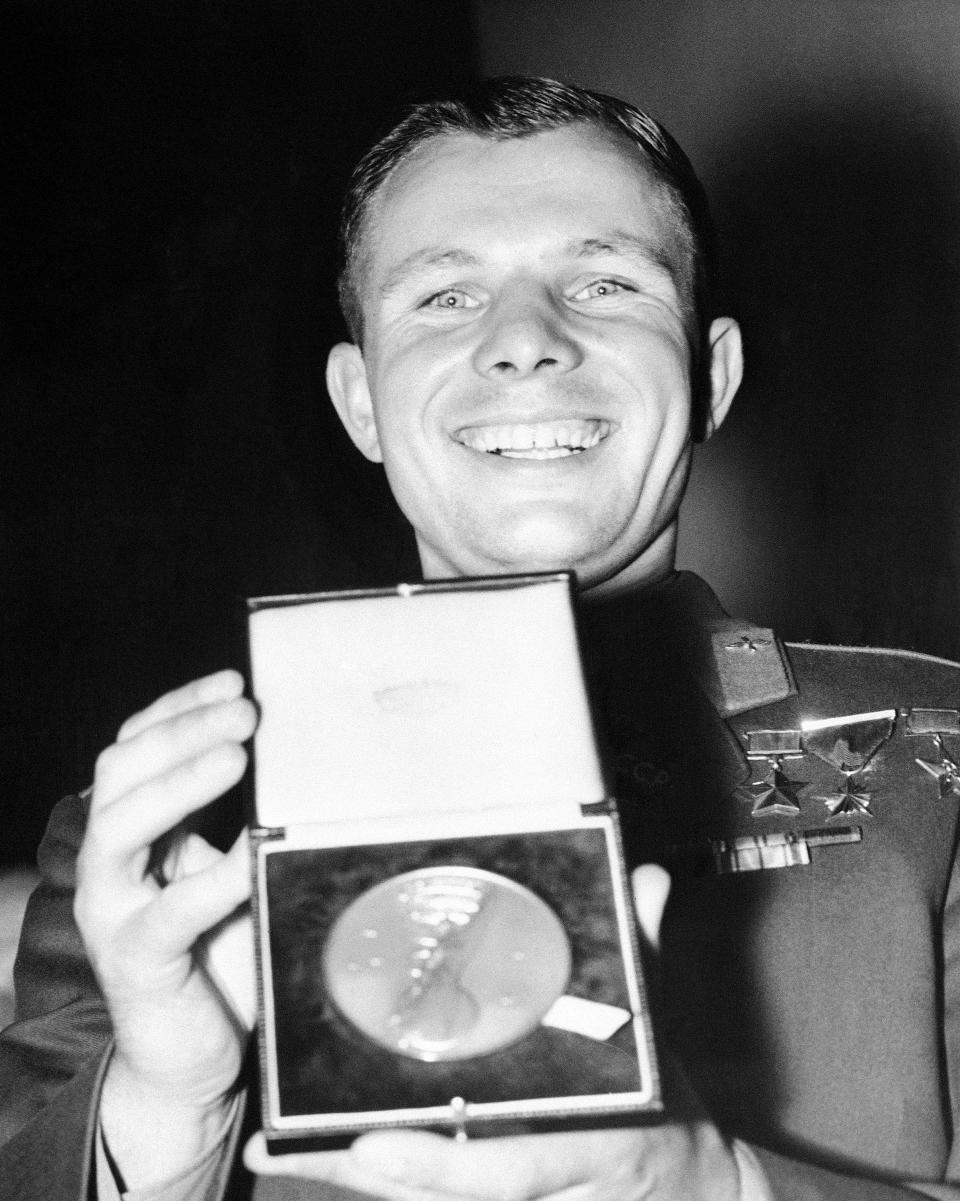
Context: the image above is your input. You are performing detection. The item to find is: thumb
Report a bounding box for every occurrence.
[631,863,671,953]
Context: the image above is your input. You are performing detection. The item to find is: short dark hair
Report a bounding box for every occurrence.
[336,76,718,351]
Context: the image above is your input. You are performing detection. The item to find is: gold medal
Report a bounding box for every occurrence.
[802,710,896,818]
[737,729,807,817]
[323,867,571,1062]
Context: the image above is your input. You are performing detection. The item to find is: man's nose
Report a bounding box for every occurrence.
[472,289,583,379]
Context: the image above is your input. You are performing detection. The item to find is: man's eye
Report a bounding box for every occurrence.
[572,279,633,301]
[422,289,479,310]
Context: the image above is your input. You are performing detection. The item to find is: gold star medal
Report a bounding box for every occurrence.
[737,729,807,817]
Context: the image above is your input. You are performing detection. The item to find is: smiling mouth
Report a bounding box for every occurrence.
[454,419,611,459]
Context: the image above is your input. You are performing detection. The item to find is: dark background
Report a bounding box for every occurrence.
[477,0,960,656]
[3,0,960,864]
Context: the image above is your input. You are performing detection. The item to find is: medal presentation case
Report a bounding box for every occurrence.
[246,574,660,1151]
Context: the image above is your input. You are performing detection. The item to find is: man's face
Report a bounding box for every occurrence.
[328,124,740,594]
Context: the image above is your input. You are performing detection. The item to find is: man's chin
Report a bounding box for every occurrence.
[419,526,674,597]
[461,543,613,588]
[419,541,598,584]
[415,510,644,587]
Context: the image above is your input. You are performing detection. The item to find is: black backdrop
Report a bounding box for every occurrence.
[1,1,476,863]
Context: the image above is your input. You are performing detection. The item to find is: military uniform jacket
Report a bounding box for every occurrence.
[2,573,960,1200]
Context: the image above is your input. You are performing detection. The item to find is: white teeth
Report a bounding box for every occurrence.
[456,420,610,458]
[508,424,535,450]
[500,445,578,459]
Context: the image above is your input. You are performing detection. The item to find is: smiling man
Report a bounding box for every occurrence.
[3,77,960,1201]
[325,118,739,595]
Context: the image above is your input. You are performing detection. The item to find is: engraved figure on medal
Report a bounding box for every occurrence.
[323,867,572,1061]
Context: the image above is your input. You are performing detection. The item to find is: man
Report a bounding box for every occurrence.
[3,76,960,1200]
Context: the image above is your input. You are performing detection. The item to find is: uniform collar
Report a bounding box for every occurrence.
[580,570,795,719]
[657,572,797,717]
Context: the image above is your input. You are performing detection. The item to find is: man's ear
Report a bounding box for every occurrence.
[326,341,383,463]
[700,316,743,440]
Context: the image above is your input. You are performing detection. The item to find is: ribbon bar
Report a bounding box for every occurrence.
[744,729,804,758]
[905,709,960,736]
[712,833,809,873]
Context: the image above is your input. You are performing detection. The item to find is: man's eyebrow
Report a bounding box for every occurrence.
[570,234,680,281]
[377,235,682,297]
[379,248,482,297]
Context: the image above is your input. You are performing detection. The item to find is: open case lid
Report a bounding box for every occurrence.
[246,573,606,829]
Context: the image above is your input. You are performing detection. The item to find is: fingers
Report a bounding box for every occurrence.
[116,669,245,742]
[162,827,231,883]
[76,674,257,965]
[163,826,249,885]
[94,694,256,811]
[631,864,671,954]
[197,834,257,1032]
[350,1129,620,1200]
[141,835,251,960]
[84,675,257,885]
[243,1133,450,1201]
[243,1133,361,1185]
[87,738,250,872]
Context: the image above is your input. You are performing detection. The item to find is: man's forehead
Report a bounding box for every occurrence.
[376,123,663,207]
[362,125,682,274]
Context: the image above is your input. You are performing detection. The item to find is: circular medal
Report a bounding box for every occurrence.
[323,866,571,1061]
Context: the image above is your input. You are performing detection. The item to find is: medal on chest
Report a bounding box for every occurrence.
[801,709,896,818]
